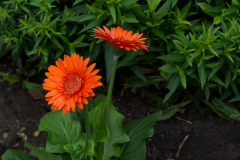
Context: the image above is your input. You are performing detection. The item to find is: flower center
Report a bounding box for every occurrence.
[64,74,81,94]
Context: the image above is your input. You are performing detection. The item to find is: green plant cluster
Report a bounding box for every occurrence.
[1,0,240,120]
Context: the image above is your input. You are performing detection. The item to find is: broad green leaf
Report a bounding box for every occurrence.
[120,110,162,160]
[157,54,185,62]
[25,142,62,160]
[198,63,206,89]
[129,65,148,83]
[38,111,85,152]
[63,140,94,159]
[0,71,19,84]
[124,76,165,88]
[107,3,116,24]
[89,102,110,142]
[90,95,130,159]
[1,149,31,160]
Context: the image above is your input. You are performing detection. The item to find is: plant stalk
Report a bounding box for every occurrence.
[105,54,119,122]
[83,104,91,140]
[83,103,91,160]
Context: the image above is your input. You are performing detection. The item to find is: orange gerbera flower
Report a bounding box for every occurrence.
[92,26,148,52]
[43,53,102,115]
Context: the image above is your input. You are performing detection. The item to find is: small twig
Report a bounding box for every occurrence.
[176,117,193,125]
[176,132,190,157]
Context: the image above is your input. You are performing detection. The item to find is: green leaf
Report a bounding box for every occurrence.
[151,28,167,42]
[22,80,43,90]
[208,57,224,80]
[0,71,19,84]
[117,49,141,68]
[120,110,162,160]
[198,63,206,89]
[180,2,191,19]
[157,0,171,14]
[63,140,94,159]
[212,98,240,122]
[51,38,64,50]
[225,70,231,87]
[91,95,130,159]
[1,149,31,160]
[25,142,62,160]
[157,54,185,62]
[190,48,202,60]
[124,76,165,88]
[69,35,85,46]
[159,64,178,73]
[89,102,110,142]
[214,16,221,24]
[203,100,237,122]
[39,111,85,152]
[107,3,116,24]
[180,72,186,89]
[164,73,180,103]
[80,16,106,33]
[73,0,83,6]
[120,0,139,7]
[160,100,192,121]
[222,5,239,16]
[209,48,219,57]
[129,65,147,83]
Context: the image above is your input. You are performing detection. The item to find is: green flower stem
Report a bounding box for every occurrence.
[105,54,119,122]
[83,104,91,140]
[83,104,91,160]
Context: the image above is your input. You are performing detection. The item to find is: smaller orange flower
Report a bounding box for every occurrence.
[43,53,102,115]
[92,26,148,52]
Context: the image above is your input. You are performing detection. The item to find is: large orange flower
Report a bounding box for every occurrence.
[43,53,102,115]
[92,26,148,52]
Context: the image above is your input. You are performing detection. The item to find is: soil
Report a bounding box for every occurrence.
[0,58,240,160]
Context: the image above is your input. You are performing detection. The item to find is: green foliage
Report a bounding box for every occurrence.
[1,149,31,160]
[2,95,161,160]
[0,71,19,84]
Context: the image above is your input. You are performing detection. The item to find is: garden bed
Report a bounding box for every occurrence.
[0,59,240,160]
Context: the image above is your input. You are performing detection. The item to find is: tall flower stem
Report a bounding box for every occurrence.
[83,104,91,140]
[105,54,119,122]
